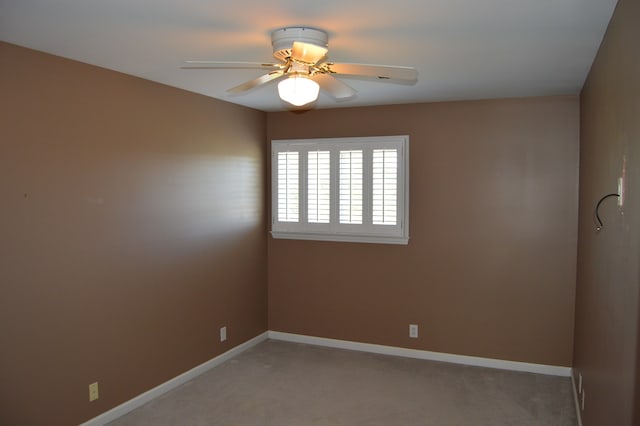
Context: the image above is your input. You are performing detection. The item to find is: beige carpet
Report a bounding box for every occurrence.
[108,340,577,425]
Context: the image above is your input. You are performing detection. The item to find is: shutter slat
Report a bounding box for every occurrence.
[372,149,398,225]
[277,151,300,222]
[339,150,363,224]
[308,150,331,223]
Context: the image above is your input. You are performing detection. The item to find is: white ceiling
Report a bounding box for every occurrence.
[0,0,618,112]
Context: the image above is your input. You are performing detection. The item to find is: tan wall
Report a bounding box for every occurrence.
[0,42,267,426]
[574,0,640,423]
[267,96,579,366]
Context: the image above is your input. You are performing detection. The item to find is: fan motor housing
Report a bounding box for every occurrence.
[271,27,328,61]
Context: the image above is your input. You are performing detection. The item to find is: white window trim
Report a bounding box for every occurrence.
[271,136,409,245]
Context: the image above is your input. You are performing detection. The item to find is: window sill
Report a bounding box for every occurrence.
[270,231,409,245]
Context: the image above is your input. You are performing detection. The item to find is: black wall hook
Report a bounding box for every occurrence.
[595,193,620,231]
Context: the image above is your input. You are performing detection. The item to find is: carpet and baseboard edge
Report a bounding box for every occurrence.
[570,371,583,426]
[81,330,573,425]
[268,331,572,377]
[79,331,269,426]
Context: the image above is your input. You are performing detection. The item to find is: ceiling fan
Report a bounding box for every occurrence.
[182,27,418,107]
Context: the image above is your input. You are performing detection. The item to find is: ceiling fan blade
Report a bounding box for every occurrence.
[327,63,418,83]
[182,61,282,70]
[312,73,357,99]
[291,41,328,65]
[227,71,285,94]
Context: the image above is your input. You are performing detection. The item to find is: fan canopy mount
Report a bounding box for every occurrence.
[271,27,328,61]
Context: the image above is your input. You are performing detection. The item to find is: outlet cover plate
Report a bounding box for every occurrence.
[89,382,99,402]
[409,324,418,338]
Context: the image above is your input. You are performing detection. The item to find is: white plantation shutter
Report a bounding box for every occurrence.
[308,150,331,223]
[339,150,363,224]
[372,149,398,225]
[277,151,299,222]
[272,136,408,244]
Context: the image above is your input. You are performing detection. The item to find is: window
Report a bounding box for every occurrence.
[271,136,409,244]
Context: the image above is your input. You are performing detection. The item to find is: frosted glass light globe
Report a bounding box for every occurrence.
[277,76,320,106]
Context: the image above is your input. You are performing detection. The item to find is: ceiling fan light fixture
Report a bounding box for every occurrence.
[183,26,417,109]
[277,75,320,106]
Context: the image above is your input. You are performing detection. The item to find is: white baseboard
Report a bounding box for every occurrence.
[80,330,572,425]
[79,331,269,426]
[268,331,572,377]
[571,371,583,426]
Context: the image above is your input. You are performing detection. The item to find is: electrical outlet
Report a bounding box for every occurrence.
[89,382,99,402]
[409,324,418,338]
[220,326,227,342]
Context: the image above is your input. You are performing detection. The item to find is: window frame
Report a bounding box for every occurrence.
[271,135,409,245]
